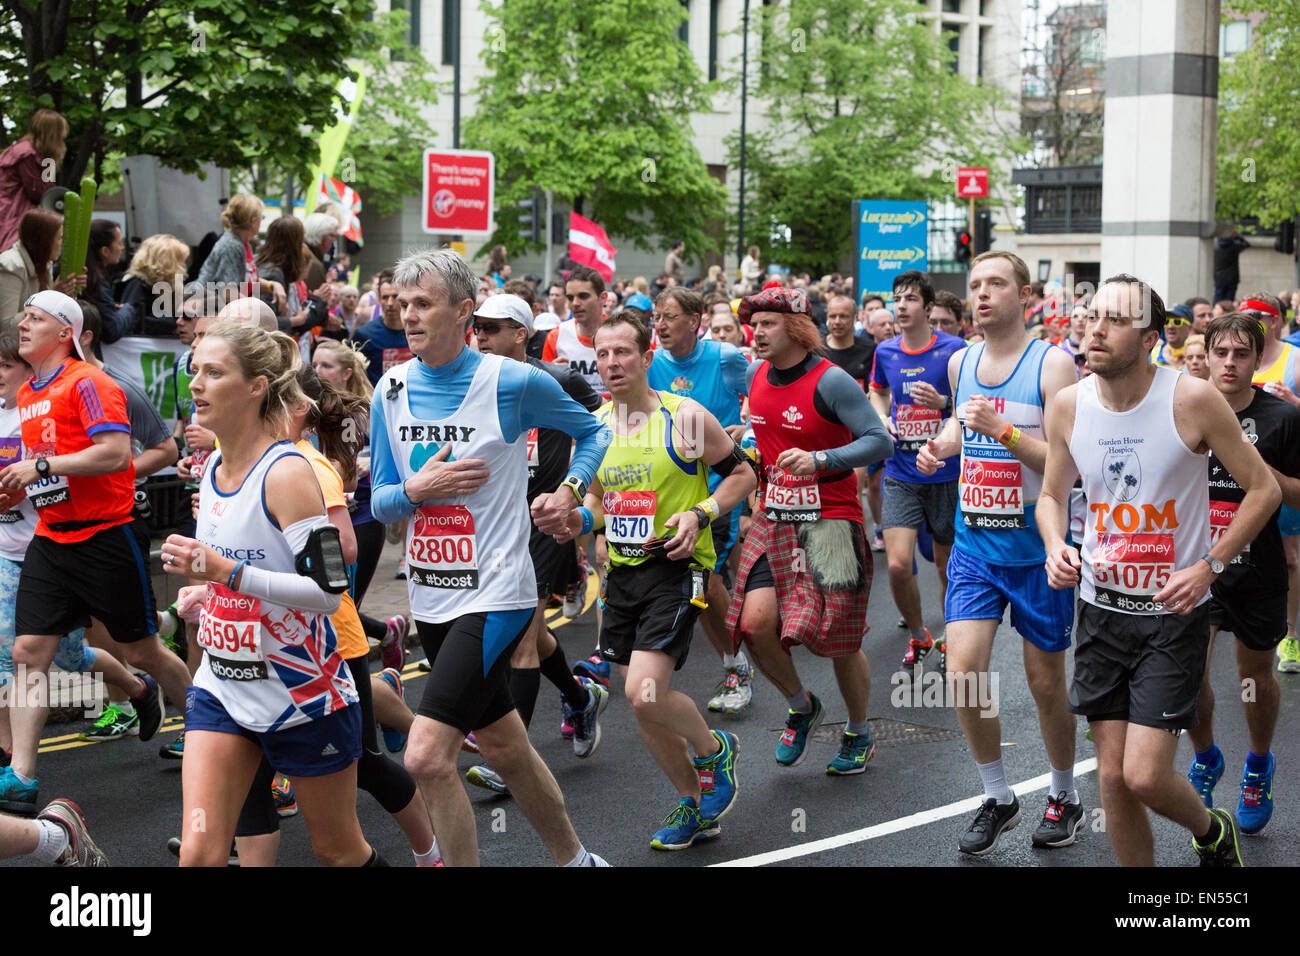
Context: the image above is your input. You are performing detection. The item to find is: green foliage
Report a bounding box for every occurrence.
[1216,2,1300,228]
[464,0,726,256]
[730,0,1017,274]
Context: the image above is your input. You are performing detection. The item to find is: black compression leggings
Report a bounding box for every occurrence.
[234,655,419,837]
[352,519,385,608]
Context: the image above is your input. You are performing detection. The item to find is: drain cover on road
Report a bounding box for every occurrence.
[772,717,963,746]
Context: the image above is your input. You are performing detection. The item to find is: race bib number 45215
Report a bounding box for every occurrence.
[409,505,479,589]
[200,584,266,681]
[1090,532,1174,613]
[764,469,821,522]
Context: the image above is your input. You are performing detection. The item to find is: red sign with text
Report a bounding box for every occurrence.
[957,167,989,198]
[422,149,495,233]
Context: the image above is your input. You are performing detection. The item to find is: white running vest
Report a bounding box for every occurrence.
[382,355,536,623]
[555,319,604,394]
[1071,366,1211,615]
[194,443,358,731]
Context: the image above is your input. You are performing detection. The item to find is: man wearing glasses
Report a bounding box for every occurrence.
[646,288,757,714]
[1150,303,1193,370]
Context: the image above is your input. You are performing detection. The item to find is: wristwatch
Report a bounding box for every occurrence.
[813,451,829,472]
[559,476,587,502]
[1201,553,1225,575]
[34,457,50,478]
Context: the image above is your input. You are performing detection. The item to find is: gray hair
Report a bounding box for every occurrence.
[393,248,477,307]
[303,212,340,246]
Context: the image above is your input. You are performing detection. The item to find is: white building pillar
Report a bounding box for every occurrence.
[1100,0,1218,301]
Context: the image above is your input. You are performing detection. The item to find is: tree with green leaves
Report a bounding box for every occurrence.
[733,0,1016,274]
[0,0,436,217]
[464,0,726,256]
[1216,1,1299,230]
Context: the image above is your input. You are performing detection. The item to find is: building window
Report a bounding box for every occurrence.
[391,0,421,60]
[978,26,989,78]
[441,0,455,66]
[708,0,719,80]
[1221,19,1250,56]
[679,0,690,44]
[943,0,961,12]
[943,23,960,73]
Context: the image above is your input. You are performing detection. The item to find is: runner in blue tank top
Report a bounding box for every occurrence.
[916,251,1083,857]
[868,270,964,678]
[646,288,756,714]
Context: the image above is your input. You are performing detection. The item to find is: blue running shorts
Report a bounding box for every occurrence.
[944,546,1073,652]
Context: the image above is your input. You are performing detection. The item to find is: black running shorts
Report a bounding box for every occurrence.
[528,524,568,601]
[1208,579,1288,652]
[598,558,707,671]
[414,609,532,734]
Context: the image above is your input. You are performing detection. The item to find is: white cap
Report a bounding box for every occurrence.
[533,311,562,332]
[474,293,534,334]
[25,290,86,362]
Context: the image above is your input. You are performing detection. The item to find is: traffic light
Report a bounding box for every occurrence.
[974,209,992,255]
[954,227,972,264]
[1274,217,1295,256]
[517,191,542,244]
[551,211,567,244]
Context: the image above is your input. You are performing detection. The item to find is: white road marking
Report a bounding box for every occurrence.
[710,757,1099,867]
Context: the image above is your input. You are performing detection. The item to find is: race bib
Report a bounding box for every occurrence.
[382,347,413,372]
[191,447,212,483]
[526,427,540,470]
[409,505,479,589]
[763,468,821,522]
[200,584,265,681]
[1209,499,1248,566]
[0,510,22,524]
[25,473,69,510]
[603,490,657,558]
[960,457,1024,529]
[1091,532,1174,613]
[896,404,942,451]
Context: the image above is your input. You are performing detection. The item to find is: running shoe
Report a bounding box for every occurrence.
[1031,792,1084,848]
[934,635,947,676]
[1236,753,1275,834]
[376,668,408,752]
[572,653,611,687]
[775,692,823,767]
[1277,636,1300,673]
[563,557,589,618]
[650,798,718,851]
[901,629,933,681]
[272,776,297,817]
[394,556,407,580]
[416,658,431,672]
[896,616,907,629]
[39,799,108,867]
[462,732,480,754]
[560,696,576,739]
[959,795,1021,855]
[131,675,163,742]
[79,704,139,741]
[1193,807,1243,867]
[1188,746,1225,809]
[0,766,38,816]
[696,730,740,823]
[166,836,239,866]
[708,661,755,714]
[826,728,876,776]
[872,532,885,552]
[571,678,608,759]
[159,731,185,760]
[466,765,510,795]
[380,615,410,671]
[158,606,186,659]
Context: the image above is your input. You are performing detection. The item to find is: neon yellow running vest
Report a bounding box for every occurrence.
[596,391,715,570]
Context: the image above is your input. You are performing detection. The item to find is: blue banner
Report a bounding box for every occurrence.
[853,200,928,304]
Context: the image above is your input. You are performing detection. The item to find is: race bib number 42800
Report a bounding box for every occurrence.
[409,505,479,589]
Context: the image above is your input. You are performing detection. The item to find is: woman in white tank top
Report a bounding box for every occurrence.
[159,322,379,868]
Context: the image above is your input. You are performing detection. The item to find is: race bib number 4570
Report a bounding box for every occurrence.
[409,505,479,589]
[604,490,657,558]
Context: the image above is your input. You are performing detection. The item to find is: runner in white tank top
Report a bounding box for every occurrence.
[162,321,382,868]
[1038,274,1279,868]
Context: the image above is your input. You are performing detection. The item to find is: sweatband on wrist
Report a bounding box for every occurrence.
[695,497,720,520]
[227,559,249,590]
[578,506,594,537]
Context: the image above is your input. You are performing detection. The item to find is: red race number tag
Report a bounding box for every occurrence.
[409,505,479,589]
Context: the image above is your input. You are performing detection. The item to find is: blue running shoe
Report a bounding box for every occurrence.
[650,798,718,851]
[775,692,823,767]
[159,731,185,760]
[826,727,876,776]
[1188,746,1224,808]
[1236,753,1275,834]
[0,765,38,816]
[571,678,609,759]
[696,730,739,824]
[375,668,408,752]
[572,654,611,688]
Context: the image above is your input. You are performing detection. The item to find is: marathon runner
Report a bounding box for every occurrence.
[1038,274,1279,867]
[352,268,410,386]
[1239,292,1300,673]
[541,310,753,849]
[645,288,757,715]
[863,306,898,547]
[0,800,106,866]
[0,291,189,816]
[929,290,965,339]
[916,251,1081,854]
[1151,303,1193,369]
[1184,312,1300,833]
[724,287,892,775]
[542,264,607,397]
[464,292,608,795]
[369,249,611,867]
[868,270,964,677]
[162,320,378,867]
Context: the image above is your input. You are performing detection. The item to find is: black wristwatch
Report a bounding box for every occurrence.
[689,506,711,530]
[34,456,50,478]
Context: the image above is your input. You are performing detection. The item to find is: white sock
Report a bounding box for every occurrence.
[563,846,592,868]
[977,758,1014,804]
[12,768,34,786]
[413,839,441,867]
[722,653,737,669]
[1050,767,1078,805]
[29,818,68,864]
[733,649,749,670]
[112,699,135,716]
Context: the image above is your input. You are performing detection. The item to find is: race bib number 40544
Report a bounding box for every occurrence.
[1091,532,1174,613]
[409,505,479,589]
[960,457,1024,529]
[200,584,266,681]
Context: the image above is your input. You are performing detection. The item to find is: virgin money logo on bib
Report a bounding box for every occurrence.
[1102,448,1141,502]
[963,459,984,484]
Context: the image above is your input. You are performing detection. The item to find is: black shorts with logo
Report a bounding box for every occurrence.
[599,558,707,671]
[414,609,533,734]
[15,520,157,643]
[1070,599,1210,731]
[1208,575,1288,652]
